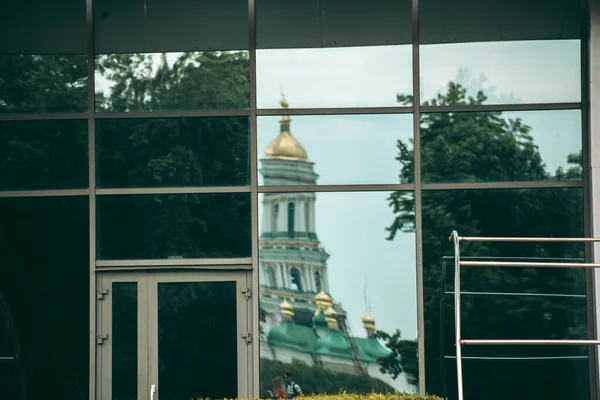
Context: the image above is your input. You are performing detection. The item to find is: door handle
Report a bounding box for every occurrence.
[150,384,156,400]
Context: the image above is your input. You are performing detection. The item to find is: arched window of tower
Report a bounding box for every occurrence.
[271,203,279,233]
[267,266,277,288]
[290,267,303,292]
[287,202,295,238]
[314,270,322,293]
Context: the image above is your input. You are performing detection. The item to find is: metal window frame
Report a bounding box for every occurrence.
[0,0,594,398]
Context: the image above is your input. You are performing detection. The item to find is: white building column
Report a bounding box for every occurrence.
[263,199,271,234]
[296,198,306,232]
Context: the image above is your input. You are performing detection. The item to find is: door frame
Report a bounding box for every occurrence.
[96,269,253,400]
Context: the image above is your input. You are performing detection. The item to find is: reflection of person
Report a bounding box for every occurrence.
[267,376,287,398]
[285,372,302,397]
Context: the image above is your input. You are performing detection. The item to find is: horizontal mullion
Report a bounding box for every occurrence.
[461,339,600,346]
[94,109,249,119]
[96,258,252,268]
[257,106,413,116]
[421,102,582,113]
[0,189,89,198]
[96,186,251,195]
[259,183,415,193]
[0,112,88,121]
[422,180,584,191]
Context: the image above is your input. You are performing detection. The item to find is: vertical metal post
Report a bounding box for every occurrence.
[85,0,97,397]
[411,0,426,394]
[248,0,260,396]
[451,231,464,400]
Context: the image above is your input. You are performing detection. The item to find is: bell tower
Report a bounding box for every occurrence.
[259,96,332,330]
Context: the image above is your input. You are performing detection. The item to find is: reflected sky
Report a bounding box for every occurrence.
[259,191,418,340]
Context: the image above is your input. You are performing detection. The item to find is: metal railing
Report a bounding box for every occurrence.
[449,231,600,400]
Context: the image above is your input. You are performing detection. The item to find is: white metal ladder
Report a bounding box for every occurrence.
[449,230,600,400]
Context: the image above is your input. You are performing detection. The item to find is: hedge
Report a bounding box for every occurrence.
[194,394,444,400]
[286,394,444,400]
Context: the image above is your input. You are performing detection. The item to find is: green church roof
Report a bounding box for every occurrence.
[268,320,391,365]
[267,322,319,353]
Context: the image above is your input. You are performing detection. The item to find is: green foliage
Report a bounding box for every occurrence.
[293,395,443,400]
[0,55,87,113]
[260,358,396,396]
[376,330,418,388]
[388,82,588,399]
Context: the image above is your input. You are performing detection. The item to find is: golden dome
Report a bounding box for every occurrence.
[362,312,376,337]
[315,290,333,315]
[324,306,339,331]
[264,96,308,161]
[280,299,295,322]
[361,312,375,324]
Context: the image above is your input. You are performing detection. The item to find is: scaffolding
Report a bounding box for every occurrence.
[449,231,600,400]
[335,313,371,383]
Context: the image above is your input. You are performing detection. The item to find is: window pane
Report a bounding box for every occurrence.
[420,0,580,105]
[158,282,237,399]
[258,112,413,185]
[0,196,89,399]
[98,193,251,259]
[94,0,249,112]
[0,0,87,114]
[0,0,88,114]
[0,55,88,114]
[417,110,582,183]
[259,191,418,395]
[96,117,249,188]
[112,282,138,400]
[395,188,587,399]
[0,120,88,191]
[256,0,412,108]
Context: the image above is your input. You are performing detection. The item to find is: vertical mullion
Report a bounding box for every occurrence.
[582,0,599,399]
[86,0,97,397]
[411,0,426,395]
[248,0,260,396]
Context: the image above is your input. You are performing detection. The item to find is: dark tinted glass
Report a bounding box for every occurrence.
[258,114,413,185]
[419,110,582,183]
[112,282,138,400]
[98,193,251,259]
[0,196,89,400]
[0,120,88,191]
[158,282,237,399]
[94,0,249,112]
[390,188,587,399]
[259,191,418,394]
[97,117,249,188]
[419,0,580,105]
[0,55,88,114]
[256,0,412,108]
[0,0,87,114]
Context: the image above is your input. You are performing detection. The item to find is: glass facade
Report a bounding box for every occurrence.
[0,0,594,399]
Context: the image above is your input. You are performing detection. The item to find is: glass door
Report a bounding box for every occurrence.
[97,271,252,400]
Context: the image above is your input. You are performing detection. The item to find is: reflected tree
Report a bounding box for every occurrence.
[388,82,588,400]
[376,329,418,388]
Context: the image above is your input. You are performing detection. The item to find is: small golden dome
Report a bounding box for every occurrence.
[315,290,333,315]
[280,299,293,311]
[280,299,295,322]
[362,312,376,337]
[316,290,332,302]
[324,306,339,331]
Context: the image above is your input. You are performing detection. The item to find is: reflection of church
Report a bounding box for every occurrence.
[258,98,413,392]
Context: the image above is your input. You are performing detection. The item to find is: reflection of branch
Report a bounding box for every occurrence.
[376,330,418,387]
